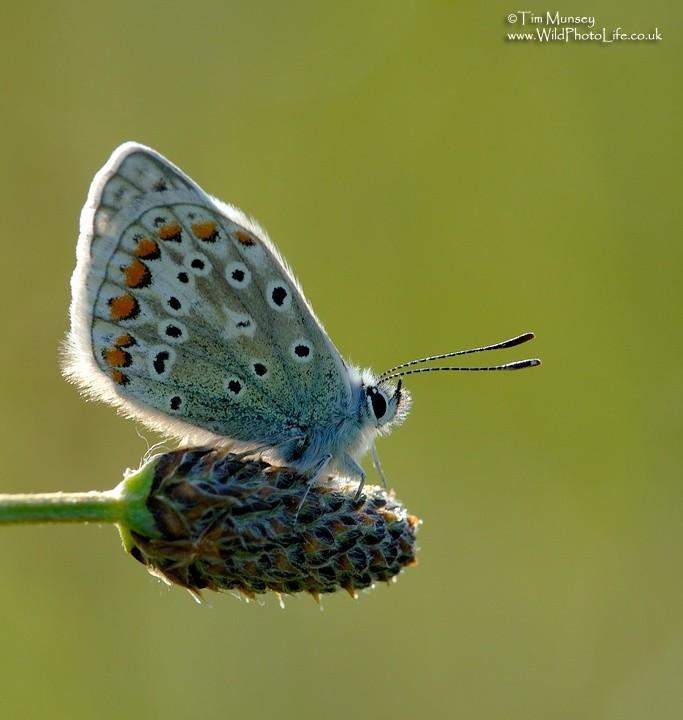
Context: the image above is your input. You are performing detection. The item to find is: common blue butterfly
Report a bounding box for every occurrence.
[64,143,539,503]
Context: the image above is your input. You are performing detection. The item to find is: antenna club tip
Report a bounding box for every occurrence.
[529,358,541,367]
[522,332,536,341]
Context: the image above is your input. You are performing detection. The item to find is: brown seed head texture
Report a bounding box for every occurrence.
[128,448,420,600]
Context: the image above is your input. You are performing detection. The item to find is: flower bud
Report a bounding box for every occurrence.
[121,447,420,600]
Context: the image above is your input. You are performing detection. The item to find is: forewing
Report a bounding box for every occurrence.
[65,142,351,446]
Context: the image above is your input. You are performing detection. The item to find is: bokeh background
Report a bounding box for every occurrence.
[1,2,681,718]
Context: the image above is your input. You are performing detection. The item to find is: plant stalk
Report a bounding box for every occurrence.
[0,490,124,526]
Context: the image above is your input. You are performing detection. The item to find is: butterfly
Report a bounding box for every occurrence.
[64,142,540,502]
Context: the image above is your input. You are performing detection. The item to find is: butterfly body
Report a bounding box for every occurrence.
[65,143,409,484]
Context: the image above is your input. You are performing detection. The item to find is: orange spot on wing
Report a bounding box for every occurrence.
[103,348,130,367]
[114,334,136,348]
[158,223,182,241]
[191,221,219,242]
[122,259,151,288]
[234,229,256,246]
[111,370,129,385]
[133,238,160,259]
[109,294,139,320]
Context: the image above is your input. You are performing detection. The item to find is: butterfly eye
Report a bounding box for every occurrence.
[366,386,387,420]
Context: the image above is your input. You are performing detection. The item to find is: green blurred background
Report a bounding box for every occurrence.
[1,2,681,718]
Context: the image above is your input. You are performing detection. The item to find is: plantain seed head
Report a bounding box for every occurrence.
[120,447,420,600]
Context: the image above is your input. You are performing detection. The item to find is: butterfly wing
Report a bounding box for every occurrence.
[65,142,352,450]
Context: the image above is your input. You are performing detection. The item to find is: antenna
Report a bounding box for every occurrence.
[377,332,540,383]
[379,358,540,383]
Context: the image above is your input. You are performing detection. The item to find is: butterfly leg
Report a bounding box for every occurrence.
[294,453,333,522]
[336,454,367,502]
[371,445,387,489]
[353,472,366,501]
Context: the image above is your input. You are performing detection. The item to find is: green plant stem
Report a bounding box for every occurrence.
[0,490,125,526]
